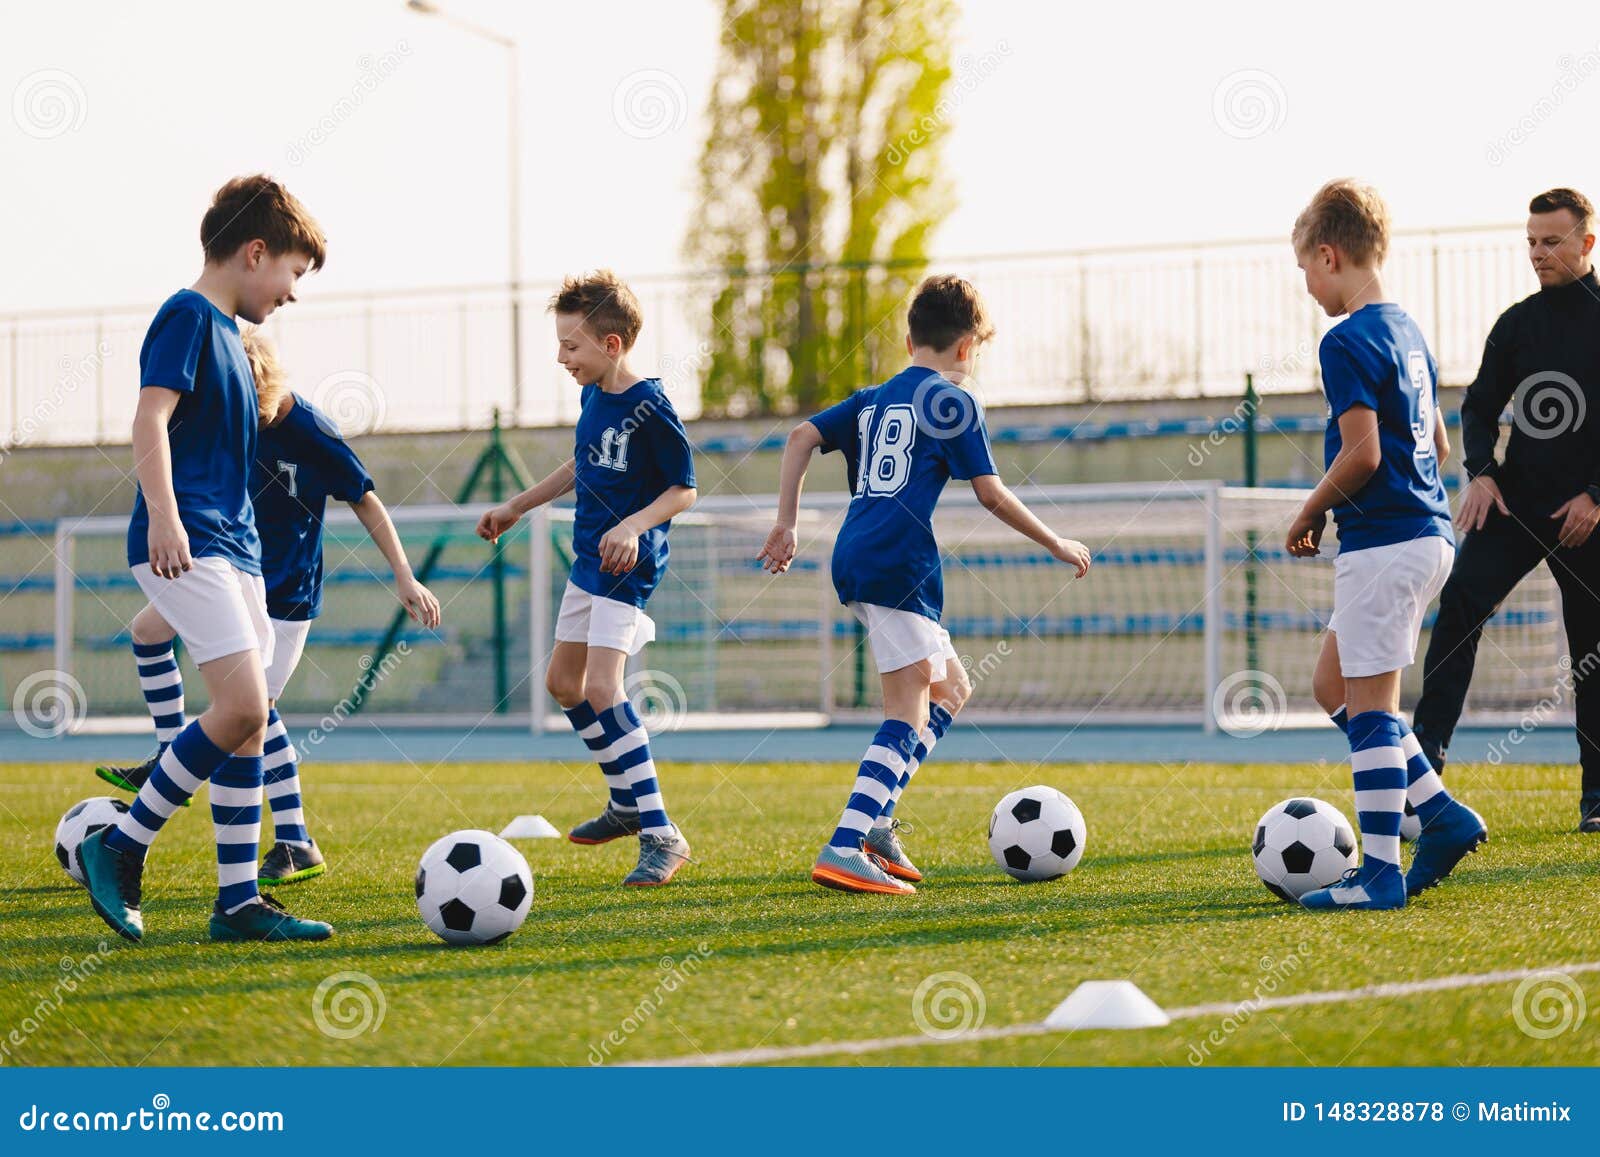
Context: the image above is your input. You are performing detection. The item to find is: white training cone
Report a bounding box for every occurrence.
[499,815,562,839]
[1044,980,1170,1030]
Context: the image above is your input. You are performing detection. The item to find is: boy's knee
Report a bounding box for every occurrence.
[129,607,174,646]
[545,666,584,707]
[584,677,622,711]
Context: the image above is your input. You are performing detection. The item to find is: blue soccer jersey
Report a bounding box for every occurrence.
[126,290,262,574]
[570,378,696,608]
[252,395,376,621]
[1320,303,1453,554]
[811,367,998,621]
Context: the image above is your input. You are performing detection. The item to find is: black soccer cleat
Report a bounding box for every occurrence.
[1580,794,1600,834]
[95,751,190,806]
[258,840,326,885]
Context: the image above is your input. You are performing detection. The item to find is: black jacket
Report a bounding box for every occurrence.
[1461,267,1600,514]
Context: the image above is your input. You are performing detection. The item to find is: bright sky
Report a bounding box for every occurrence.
[5,0,1599,313]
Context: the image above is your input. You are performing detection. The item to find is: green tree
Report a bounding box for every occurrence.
[687,0,957,416]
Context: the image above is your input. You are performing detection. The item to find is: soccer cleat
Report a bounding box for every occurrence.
[258,840,326,885]
[1299,860,1405,911]
[78,828,145,942]
[811,843,917,895]
[209,892,333,942]
[568,804,643,845]
[623,826,691,886]
[1405,801,1488,896]
[95,752,190,806]
[1579,794,1600,834]
[864,819,923,882]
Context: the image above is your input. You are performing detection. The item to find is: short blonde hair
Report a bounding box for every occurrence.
[1292,179,1390,267]
[241,328,289,424]
[548,269,643,351]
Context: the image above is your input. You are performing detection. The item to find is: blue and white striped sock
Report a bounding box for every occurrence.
[105,722,230,858]
[602,701,671,835]
[133,640,185,754]
[1398,721,1452,823]
[211,755,264,914]
[566,702,637,815]
[830,720,917,850]
[262,709,310,847]
[877,702,953,826]
[1348,710,1406,870]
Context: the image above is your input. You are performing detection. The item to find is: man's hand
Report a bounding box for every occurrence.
[598,520,641,574]
[1552,492,1600,549]
[758,524,798,574]
[1456,473,1509,533]
[1286,508,1327,557]
[1051,537,1091,577]
[148,516,192,579]
[397,575,442,629]
[476,503,520,545]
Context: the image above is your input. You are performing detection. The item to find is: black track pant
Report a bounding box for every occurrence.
[1412,504,1600,795]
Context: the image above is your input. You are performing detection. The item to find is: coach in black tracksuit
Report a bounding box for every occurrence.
[1412,188,1600,831]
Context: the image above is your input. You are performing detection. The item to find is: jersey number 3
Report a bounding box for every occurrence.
[1407,350,1434,460]
[854,403,916,498]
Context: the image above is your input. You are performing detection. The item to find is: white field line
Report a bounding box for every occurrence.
[616,959,1600,1067]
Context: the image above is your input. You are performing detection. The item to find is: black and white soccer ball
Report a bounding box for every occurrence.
[1251,797,1357,901]
[54,797,130,886]
[1400,800,1421,843]
[416,830,533,945]
[987,786,1087,882]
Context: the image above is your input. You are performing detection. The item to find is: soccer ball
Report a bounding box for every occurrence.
[1400,799,1421,843]
[415,830,533,946]
[987,786,1087,882]
[1251,797,1357,902]
[54,797,130,886]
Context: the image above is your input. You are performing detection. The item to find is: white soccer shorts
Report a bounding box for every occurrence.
[553,580,657,655]
[131,556,275,668]
[848,601,960,678]
[263,617,313,700]
[1329,536,1455,678]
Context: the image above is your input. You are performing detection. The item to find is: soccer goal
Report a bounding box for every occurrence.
[52,483,1569,734]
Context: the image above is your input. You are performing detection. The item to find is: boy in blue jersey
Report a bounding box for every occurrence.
[96,330,441,886]
[478,271,697,885]
[1286,179,1486,911]
[79,175,334,943]
[760,276,1092,894]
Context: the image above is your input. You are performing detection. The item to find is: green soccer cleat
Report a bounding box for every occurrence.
[568,804,642,845]
[208,893,333,942]
[864,819,923,882]
[623,826,691,886]
[258,840,326,885]
[79,828,145,942]
[95,751,190,806]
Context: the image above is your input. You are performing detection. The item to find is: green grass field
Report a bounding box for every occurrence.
[2,756,1597,1067]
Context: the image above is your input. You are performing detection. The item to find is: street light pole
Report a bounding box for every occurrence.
[406,0,523,425]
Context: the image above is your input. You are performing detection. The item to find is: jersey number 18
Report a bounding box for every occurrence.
[854,403,916,498]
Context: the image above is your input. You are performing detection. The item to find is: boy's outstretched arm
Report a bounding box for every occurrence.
[758,421,825,575]
[350,490,442,628]
[476,457,577,544]
[970,474,1091,576]
[597,485,697,574]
